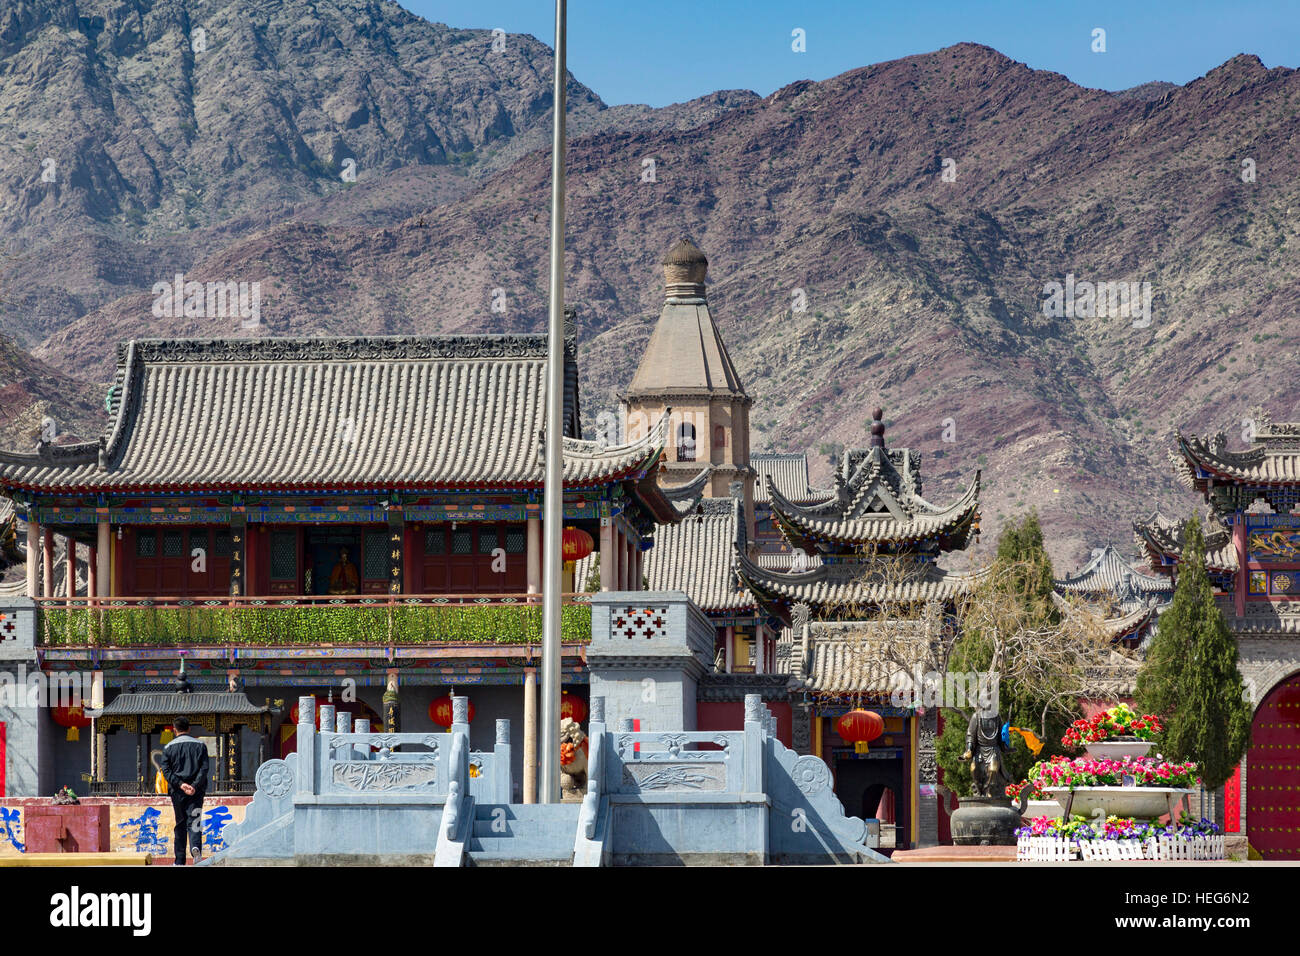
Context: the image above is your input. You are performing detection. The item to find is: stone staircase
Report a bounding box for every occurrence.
[465,803,582,866]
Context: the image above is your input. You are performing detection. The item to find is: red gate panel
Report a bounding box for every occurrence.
[1248,672,1300,859]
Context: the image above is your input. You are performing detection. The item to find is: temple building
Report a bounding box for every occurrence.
[0,332,680,799]
[739,409,983,851]
[1054,544,1173,649]
[1134,408,1300,859]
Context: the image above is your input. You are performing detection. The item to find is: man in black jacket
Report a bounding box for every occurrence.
[160,717,209,865]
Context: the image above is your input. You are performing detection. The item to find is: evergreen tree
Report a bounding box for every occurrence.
[1136,515,1251,790]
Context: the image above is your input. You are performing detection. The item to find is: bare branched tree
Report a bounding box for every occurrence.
[804,545,1115,733]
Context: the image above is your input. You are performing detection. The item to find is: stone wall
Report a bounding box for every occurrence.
[0,601,51,798]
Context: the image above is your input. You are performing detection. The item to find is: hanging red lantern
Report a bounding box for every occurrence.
[429,695,475,727]
[561,692,587,724]
[561,527,594,564]
[51,704,92,742]
[836,710,884,754]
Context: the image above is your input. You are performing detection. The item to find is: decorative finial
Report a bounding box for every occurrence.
[870,407,886,448]
[662,238,708,300]
[175,658,192,695]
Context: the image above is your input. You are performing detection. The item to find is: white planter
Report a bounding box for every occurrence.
[1083,740,1154,761]
[1044,786,1194,819]
[1023,799,1063,819]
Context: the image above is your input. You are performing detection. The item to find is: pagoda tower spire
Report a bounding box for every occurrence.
[623,239,755,542]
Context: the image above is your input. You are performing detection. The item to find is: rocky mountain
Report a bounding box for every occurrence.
[0,0,752,349]
[0,4,1296,569]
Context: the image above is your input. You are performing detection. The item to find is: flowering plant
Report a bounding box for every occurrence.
[1015,813,1220,842]
[1027,754,1200,789]
[1005,779,1046,801]
[1015,814,1097,841]
[1061,703,1163,750]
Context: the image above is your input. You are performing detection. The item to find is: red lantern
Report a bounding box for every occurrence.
[429,695,475,727]
[836,710,884,753]
[561,692,587,724]
[52,704,92,742]
[561,527,594,564]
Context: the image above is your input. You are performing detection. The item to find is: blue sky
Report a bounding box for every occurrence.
[397,0,1299,107]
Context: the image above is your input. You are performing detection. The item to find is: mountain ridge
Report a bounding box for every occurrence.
[0,7,1296,570]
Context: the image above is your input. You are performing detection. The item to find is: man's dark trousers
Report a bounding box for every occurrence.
[171,790,204,864]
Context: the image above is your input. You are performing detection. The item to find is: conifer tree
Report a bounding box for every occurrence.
[1136,515,1251,790]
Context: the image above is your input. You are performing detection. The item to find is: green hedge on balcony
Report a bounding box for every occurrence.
[39,603,592,647]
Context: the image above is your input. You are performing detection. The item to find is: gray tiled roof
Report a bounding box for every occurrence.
[765,457,980,550]
[1056,544,1173,615]
[736,549,981,610]
[89,690,268,717]
[1173,411,1300,485]
[794,619,935,694]
[644,497,755,612]
[0,336,668,493]
[751,453,829,505]
[758,440,981,557]
[755,550,823,571]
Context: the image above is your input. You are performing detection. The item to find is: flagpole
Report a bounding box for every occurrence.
[540,0,567,804]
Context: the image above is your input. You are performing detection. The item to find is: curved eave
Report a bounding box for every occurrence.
[1056,545,1173,595]
[1131,518,1237,575]
[1175,432,1297,487]
[1,415,671,499]
[733,546,982,611]
[766,470,981,551]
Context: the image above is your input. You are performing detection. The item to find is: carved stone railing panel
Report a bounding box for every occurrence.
[606,731,743,793]
[317,731,450,796]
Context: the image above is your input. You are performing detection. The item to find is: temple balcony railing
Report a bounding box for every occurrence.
[35,593,593,648]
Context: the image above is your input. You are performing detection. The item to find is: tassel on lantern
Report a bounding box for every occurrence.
[66,727,79,742]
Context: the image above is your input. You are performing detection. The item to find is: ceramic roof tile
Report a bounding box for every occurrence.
[89,691,268,717]
[644,497,754,611]
[751,453,829,504]
[735,550,980,608]
[0,336,666,493]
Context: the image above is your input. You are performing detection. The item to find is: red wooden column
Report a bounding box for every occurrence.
[1234,517,1248,618]
[87,545,97,600]
[42,532,54,598]
[66,537,76,598]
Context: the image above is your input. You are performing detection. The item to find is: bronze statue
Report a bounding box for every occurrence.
[962,711,1012,798]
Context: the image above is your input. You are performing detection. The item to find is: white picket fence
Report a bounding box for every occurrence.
[1150,835,1225,861]
[1016,834,1224,862]
[1017,837,1074,861]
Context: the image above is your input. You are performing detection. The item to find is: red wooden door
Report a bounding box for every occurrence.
[1248,672,1300,859]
